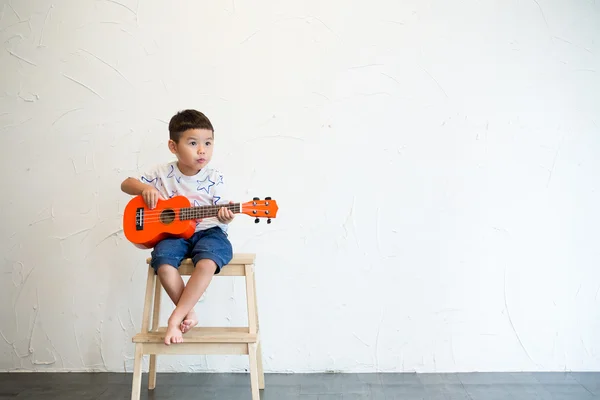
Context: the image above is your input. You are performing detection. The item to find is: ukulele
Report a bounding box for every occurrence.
[123,195,278,248]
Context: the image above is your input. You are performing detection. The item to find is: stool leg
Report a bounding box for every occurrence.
[257,341,265,389]
[251,273,265,390]
[131,344,143,400]
[132,267,154,399]
[141,268,155,332]
[149,279,162,390]
[248,343,261,400]
[148,356,157,390]
[244,264,258,333]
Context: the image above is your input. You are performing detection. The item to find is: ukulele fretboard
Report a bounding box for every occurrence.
[179,203,241,220]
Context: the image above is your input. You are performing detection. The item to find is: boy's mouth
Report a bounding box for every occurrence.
[197,158,206,163]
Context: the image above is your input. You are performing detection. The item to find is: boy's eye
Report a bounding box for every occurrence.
[205,142,212,146]
[190,141,197,146]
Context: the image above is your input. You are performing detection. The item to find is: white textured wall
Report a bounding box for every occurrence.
[1,0,599,373]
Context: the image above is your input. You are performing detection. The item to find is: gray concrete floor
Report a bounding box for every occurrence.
[0,372,598,399]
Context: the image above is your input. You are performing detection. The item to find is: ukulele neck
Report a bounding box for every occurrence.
[179,203,241,220]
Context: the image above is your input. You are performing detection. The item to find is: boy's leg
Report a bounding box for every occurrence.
[156,264,184,302]
[155,264,198,332]
[149,237,192,344]
[164,259,216,344]
[163,227,233,345]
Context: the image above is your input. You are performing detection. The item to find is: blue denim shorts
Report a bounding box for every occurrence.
[150,227,233,274]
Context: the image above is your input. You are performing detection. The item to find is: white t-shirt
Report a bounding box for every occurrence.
[139,161,230,233]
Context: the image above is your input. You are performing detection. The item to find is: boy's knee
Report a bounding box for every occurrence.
[156,263,177,275]
[194,258,218,274]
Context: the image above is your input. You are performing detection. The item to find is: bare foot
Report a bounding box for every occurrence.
[164,323,183,345]
[180,310,198,334]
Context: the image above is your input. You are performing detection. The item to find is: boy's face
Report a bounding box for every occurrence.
[169,128,214,176]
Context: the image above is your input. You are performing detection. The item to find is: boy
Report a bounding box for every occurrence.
[121,109,234,345]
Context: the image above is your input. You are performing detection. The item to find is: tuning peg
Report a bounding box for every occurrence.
[253,197,260,201]
[265,197,271,200]
[255,218,259,223]
[267,218,272,224]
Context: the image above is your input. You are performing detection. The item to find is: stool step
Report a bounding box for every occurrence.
[133,327,257,344]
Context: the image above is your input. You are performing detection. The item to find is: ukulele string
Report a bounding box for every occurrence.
[138,207,242,222]
[141,216,222,223]
[137,204,241,218]
[141,217,219,224]
[137,208,239,222]
[140,211,227,221]
[139,207,234,217]
[140,211,244,223]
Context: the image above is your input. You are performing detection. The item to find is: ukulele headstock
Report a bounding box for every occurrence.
[242,197,279,223]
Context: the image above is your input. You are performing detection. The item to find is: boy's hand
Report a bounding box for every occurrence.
[141,186,164,209]
[217,201,235,224]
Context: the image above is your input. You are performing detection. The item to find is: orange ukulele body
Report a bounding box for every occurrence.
[123,195,278,249]
[123,195,196,249]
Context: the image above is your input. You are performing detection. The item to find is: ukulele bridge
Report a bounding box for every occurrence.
[135,208,144,231]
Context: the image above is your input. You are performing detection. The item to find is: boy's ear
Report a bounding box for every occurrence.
[168,139,177,154]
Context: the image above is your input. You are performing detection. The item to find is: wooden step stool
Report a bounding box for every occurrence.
[130,253,264,400]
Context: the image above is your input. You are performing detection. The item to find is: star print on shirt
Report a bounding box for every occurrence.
[212,196,221,205]
[196,176,215,193]
[168,190,178,198]
[167,164,182,183]
[215,175,224,185]
[141,176,159,188]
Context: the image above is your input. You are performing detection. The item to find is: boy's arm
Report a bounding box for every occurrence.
[121,177,164,209]
[212,172,235,224]
[121,177,150,195]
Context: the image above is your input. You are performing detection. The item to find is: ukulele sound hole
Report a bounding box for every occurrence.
[160,209,176,224]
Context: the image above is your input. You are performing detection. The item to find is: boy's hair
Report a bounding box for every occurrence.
[168,109,214,142]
